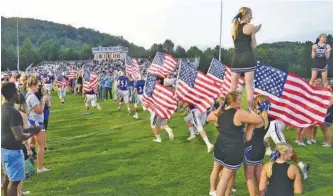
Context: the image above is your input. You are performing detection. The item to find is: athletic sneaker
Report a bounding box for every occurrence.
[306,140,312,145]
[300,164,309,180]
[209,191,216,196]
[187,135,196,141]
[22,190,30,195]
[322,143,332,148]
[297,142,307,146]
[96,105,102,111]
[166,128,174,140]
[37,167,51,173]
[153,138,162,143]
[311,140,317,144]
[84,111,91,115]
[133,114,139,119]
[207,144,214,153]
[117,105,123,111]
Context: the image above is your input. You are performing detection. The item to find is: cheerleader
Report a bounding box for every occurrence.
[310,34,332,87]
[264,119,309,179]
[230,7,261,110]
[207,91,262,196]
[259,143,302,196]
[243,95,270,196]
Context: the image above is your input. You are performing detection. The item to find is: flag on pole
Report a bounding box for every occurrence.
[57,75,68,89]
[254,65,332,128]
[148,52,177,78]
[176,62,221,113]
[142,75,177,119]
[125,55,141,80]
[83,67,98,93]
[67,69,76,80]
[206,58,244,96]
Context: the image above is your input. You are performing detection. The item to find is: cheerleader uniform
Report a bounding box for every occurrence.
[266,162,294,196]
[313,44,329,72]
[324,105,333,126]
[244,120,270,165]
[231,23,256,73]
[214,108,245,170]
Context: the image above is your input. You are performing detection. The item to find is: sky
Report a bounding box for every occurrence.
[1,0,333,50]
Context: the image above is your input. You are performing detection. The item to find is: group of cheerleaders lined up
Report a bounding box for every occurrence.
[194,6,331,196]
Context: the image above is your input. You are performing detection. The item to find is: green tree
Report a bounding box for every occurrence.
[20,38,38,70]
[163,39,175,53]
[1,45,17,71]
[39,40,60,61]
[175,45,186,58]
[186,46,202,58]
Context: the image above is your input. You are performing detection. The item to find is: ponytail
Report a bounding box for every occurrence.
[266,143,292,178]
[232,15,240,40]
[315,38,320,44]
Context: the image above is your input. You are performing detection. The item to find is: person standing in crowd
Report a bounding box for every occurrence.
[26,77,51,173]
[207,91,262,196]
[104,71,113,100]
[98,72,105,99]
[259,143,302,196]
[309,34,331,87]
[113,70,119,101]
[127,75,134,103]
[230,7,261,110]
[1,82,41,196]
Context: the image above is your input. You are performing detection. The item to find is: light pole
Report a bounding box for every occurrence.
[218,1,223,61]
[16,17,20,71]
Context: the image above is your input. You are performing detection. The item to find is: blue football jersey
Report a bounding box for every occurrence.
[118,76,129,91]
[135,80,145,95]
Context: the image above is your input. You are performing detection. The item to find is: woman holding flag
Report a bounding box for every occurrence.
[230,7,261,110]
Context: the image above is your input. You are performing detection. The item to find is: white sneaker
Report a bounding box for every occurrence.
[297,142,307,146]
[153,138,162,143]
[22,190,30,195]
[311,140,317,144]
[306,140,312,145]
[96,105,102,111]
[209,191,216,196]
[133,114,139,119]
[207,144,214,153]
[232,188,237,193]
[117,105,123,111]
[37,167,51,173]
[167,129,174,140]
[322,143,332,148]
[187,135,196,141]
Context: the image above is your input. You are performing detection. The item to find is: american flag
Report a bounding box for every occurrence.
[57,75,68,89]
[149,52,177,78]
[125,55,141,81]
[254,65,332,128]
[83,68,98,93]
[142,75,177,119]
[67,70,76,80]
[206,58,245,96]
[176,62,221,113]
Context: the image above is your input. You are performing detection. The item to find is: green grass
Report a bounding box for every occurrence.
[21,92,333,196]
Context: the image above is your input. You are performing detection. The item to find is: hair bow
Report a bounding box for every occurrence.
[258,100,271,112]
[270,150,280,161]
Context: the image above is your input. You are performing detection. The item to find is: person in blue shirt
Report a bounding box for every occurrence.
[103,71,113,100]
[127,74,134,103]
[117,71,131,114]
[98,72,105,99]
[133,78,145,119]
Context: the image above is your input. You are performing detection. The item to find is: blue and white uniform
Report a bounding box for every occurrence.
[117,76,129,104]
[134,79,145,107]
[313,44,329,71]
[184,104,207,133]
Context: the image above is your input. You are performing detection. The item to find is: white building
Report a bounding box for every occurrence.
[92,45,128,60]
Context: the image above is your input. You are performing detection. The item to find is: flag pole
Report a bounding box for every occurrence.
[218,1,223,62]
[174,59,182,94]
[16,17,20,71]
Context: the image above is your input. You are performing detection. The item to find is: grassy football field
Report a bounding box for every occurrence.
[21,92,333,196]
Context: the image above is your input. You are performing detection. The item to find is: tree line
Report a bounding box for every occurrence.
[1,17,332,78]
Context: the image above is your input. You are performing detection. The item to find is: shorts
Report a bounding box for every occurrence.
[264,120,286,144]
[214,146,244,170]
[85,94,98,107]
[44,119,49,130]
[118,90,129,104]
[184,109,206,132]
[134,95,143,107]
[58,88,66,98]
[28,119,45,132]
[150,112,167,128]
[324,111,333,126]
[1,148,25,181]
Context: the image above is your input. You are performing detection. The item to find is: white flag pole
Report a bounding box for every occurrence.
[218,1,223,62]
